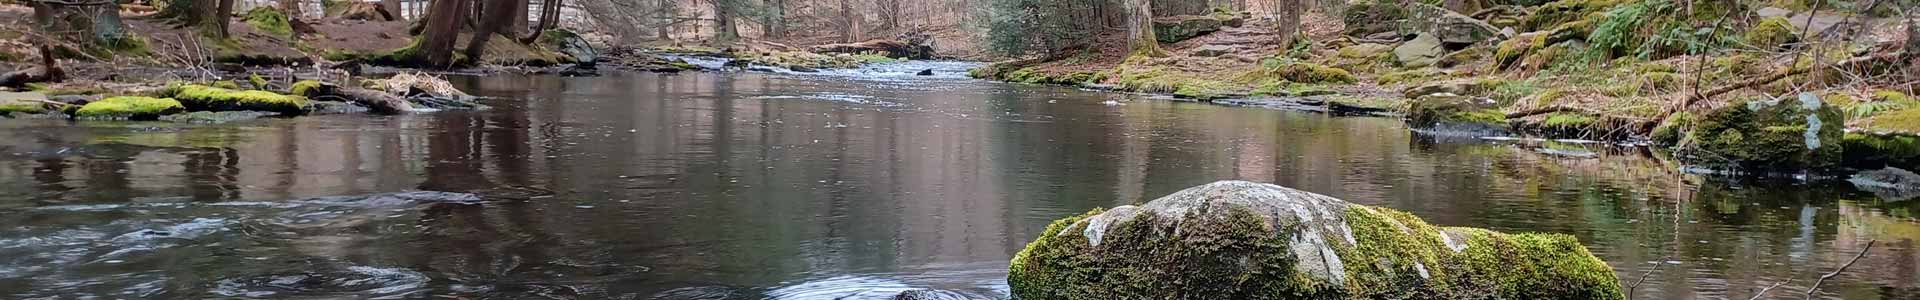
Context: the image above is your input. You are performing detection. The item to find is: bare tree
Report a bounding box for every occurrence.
[1124,0,1164,57]
[1275,0,1301,50]
[213,0,236,38]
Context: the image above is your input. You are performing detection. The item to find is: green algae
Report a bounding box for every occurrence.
[74,96,185,120]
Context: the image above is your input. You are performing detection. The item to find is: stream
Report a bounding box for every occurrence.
[0,61,1914,299]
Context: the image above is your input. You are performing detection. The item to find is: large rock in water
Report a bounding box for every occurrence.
[1680,93,1845,173]
[1009,181,1624,300]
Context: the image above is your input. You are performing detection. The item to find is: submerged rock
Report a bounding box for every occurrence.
[161,111,277,123]
[1680,93,1844,173]
[1849,167,1920,201]
[916,69,935,76]
[1009,181,1622,300]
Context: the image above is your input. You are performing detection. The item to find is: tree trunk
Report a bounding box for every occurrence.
[212,0,235,38]
[763,0,784,39]
[1124,0,1164,57]
[1275,0,1301,50]
[280,0,303,19]
[839,0,862,42]
[712,0,739,42]
[465,0,516,62]
[421,0,469,67]
[505,0,527,39]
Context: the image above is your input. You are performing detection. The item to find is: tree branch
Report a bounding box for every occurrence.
[1805,240,1875,300]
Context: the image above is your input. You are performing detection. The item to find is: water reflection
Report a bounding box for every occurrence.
[0,70,1914,299]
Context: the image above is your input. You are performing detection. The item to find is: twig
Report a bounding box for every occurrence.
[1804,240,1875,300]
[1691,0,1736,101]
[1627,263,1660,300]
[1749,280,1791,300]
[1784,0,1825,74]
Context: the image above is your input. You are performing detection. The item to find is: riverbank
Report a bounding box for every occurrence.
[969,1,1920,176]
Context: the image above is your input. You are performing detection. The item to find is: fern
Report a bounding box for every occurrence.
[1852,101,1911,119]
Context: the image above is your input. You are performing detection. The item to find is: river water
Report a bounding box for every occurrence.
[0,62,1914,299]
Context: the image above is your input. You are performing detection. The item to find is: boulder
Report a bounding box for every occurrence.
[1849,167,1920,201]
[329,2,395,21]
[1402,79,1489,99]
[1152,15,1227,43]
[1680,93,1845,173]
[538,29,599,65]
[1406,94,1506,130]
[1404,3,1502,45]
[1394,34,1445,68]
[1010,181,1624,300]
[916,69,935,76]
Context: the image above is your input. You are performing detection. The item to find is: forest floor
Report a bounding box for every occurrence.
[971,3,1920,174]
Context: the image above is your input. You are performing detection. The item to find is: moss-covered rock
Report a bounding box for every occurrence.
[1680,93,1845,173]
[73,96,185,120]
[1745,17,1798,51]
[289,80,326,97]
[243,7,293,37]
[1406,94,1509,133]
[1010,181,1624,300]
[161,84,312,115]
[1842,133,1920,170]
[1246,59,1358,84]
[1651,111,1695,146]
[1523,0,1623,31]
[1152,15,1229,43]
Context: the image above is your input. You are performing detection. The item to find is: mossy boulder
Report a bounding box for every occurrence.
[1344,0,1411,36]
[1403,3,1502,45]
[1152,15,1228,43]
[1010,181,1624,300]
[73,96,185,120]
[1745,17,1798,50]
[1407,94,1509,135]
[1246,59,1358,84]
[161,84,312,115]
[1680,93,1845,173]
[1523,0,1623,31]
[243,7,293,37]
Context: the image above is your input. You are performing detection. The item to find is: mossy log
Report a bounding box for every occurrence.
[1010,181,1624,300]
[290,80,412,114]
[161,84,312,115]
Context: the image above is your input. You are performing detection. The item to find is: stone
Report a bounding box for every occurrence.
[160,111,277,124]
[1849,167,1920,201]
[891,289,978,300]
[916,69,935,76]
[1152,15,1227,43]
[1756,7,1792,18]
[0,91,50,116]
[1406,3,1503,45]
[1009,181,1624,300]
[1193,45,1236,57]
[1395,34,1445,68]
[1406,94,1505,130]
[788,65,820,73]
[1402,80,1488,99]
[1680,92,1845,173]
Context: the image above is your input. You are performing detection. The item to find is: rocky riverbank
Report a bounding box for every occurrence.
[970,2,1920,177]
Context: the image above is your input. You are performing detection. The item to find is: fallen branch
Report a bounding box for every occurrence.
[1626,263,1660,300]
[1805,240,1875,300]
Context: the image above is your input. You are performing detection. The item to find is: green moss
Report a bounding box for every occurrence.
[248,74,271,90]
[211,81,242,90]
[1524,0,1623,31]
[1867,108,1920,133]
[289,80,325,97]
[1651,112,1695,145]
[1340,207,1623,299]
[853,54,896,63]
[1873,90,1917,103]
[1010,201,1623,300]
[1245,59,1357,84]
[0,103,46,115]
[1494,32,1546,69]
[1453,109,1510,124]
[73,96,185,120]
[1746,17,1798,50]
[1683,98,1847,171]
[1174,80,1237,100]
[243,7,293,37]
[1378,69,1442,86]
[1843,133,1920,169]
[161,84,311,115]
[1543,113,1596,128]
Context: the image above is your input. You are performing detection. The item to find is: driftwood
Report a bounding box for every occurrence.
[304,83,413,115]
[0,46,63,89]
[807,39,933,60]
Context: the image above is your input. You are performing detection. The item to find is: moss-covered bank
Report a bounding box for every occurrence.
[1010,181,1623,300]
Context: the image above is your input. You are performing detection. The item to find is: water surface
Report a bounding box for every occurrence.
[0,64,1915,299]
